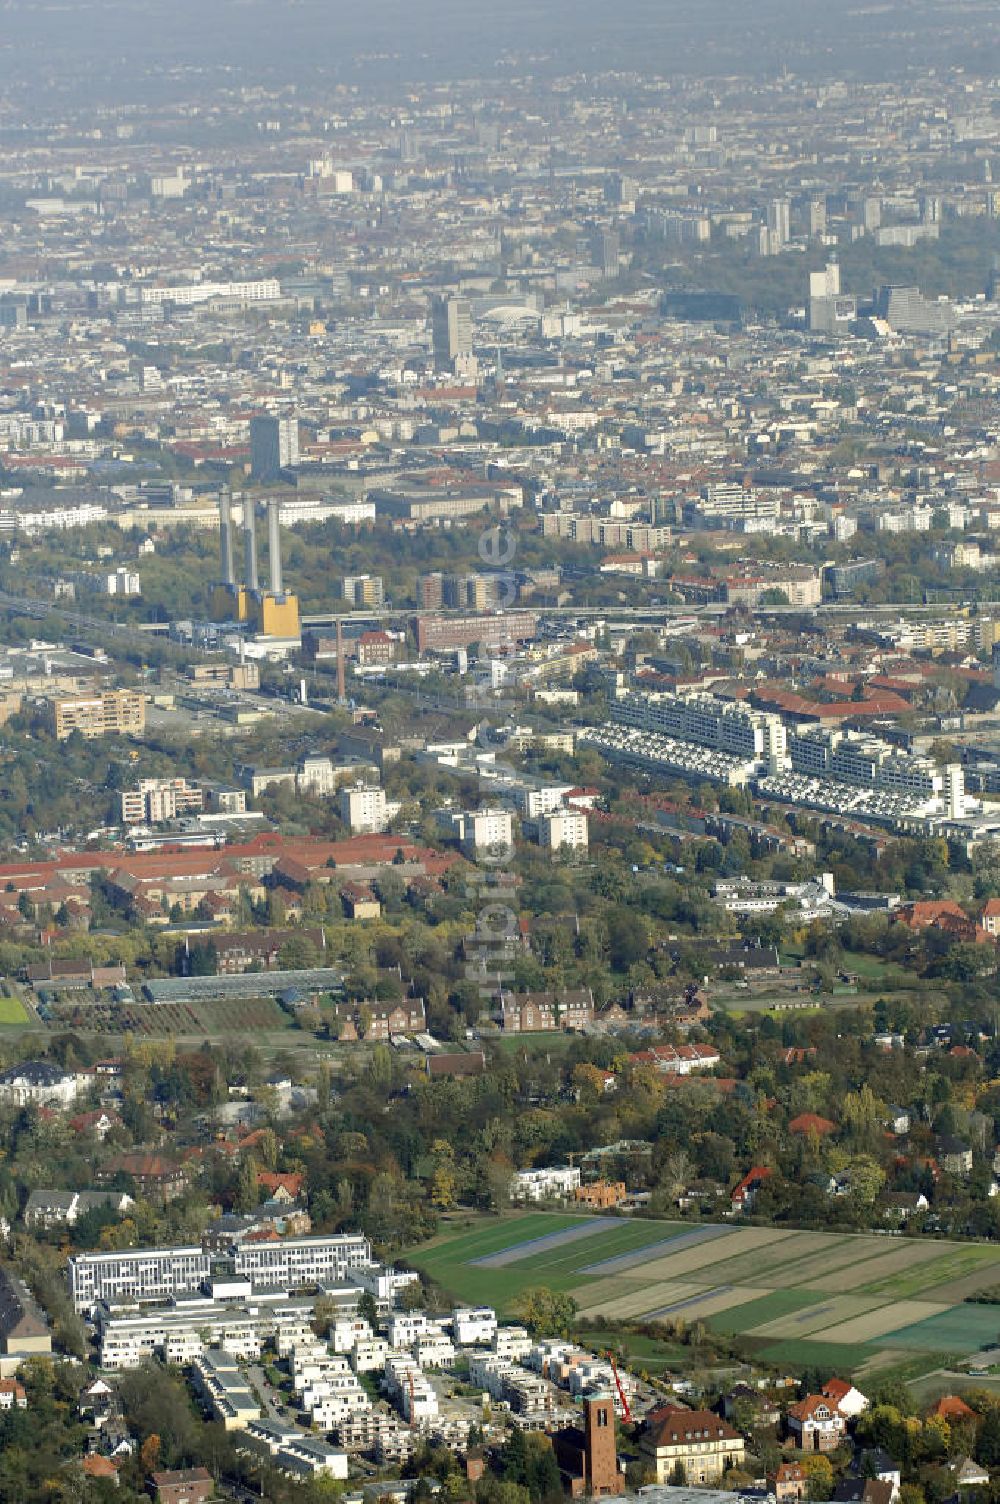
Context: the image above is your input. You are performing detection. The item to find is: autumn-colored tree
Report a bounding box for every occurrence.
[140,1434,161,1474]
[801,1453,834,1500]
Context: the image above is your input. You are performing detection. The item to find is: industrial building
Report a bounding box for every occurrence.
[212,491,300,642]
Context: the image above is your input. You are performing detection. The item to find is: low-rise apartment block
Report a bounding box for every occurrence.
[49,688,146,740]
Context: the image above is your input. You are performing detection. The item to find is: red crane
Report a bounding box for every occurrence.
[606,1351,632,1423]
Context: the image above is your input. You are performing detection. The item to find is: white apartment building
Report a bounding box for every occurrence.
[97,1301,289,1370]
[120,777,205,825]
[385,1356,439,1424]
[414,1333,456,1368]
[69,1246,212,1314]
[138,279,281,307]
[459,808,514,859]
[106,567,141,597]
[538,809,589,852]
[387,1311,431,1347]
[515,784,573,818]
[351,1336,390,1372]
[789,727,942,801]
[339,784,388,834]
[511,1166,582,1202]
[242,1419,348,1481]
[232,1233,372,1290]
[493,1325,533,1361]
[70,1233,371,1313]
[350,1263,421,1302]
[453,1306,499,1345]
[615,691,787,770]
[330,1317,373,1353]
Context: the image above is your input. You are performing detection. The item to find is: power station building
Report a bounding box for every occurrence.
[212,492,301,642]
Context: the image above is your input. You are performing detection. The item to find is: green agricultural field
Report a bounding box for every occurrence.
[405,1212,1000,1382]
[0,995,29,1025]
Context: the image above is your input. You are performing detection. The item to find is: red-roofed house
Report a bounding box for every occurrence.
[256,1171,305,1203]
[772,1462,807,1502]
[731,1166,772,1213]
[931,1394,976,1422]
[789,1113,837,1138]
[785,1395,846,1451]
[821,1377,868,1417]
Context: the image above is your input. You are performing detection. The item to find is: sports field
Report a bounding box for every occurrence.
[407,1213,1000,1377]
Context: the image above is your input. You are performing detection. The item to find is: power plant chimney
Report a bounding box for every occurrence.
[219,489,235,586]
[244,504,259,592]
[336,615,346,702]
[268,498,283,597]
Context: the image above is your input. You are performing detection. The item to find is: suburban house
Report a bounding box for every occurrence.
[772,1462,808,1502]
[822,1377,869,1418]
[639,1405,745,1484]
[630,1043,721,1075]
[149,1468,215,1504]
[730,1166,772,1213]
[785,1394,848,1451]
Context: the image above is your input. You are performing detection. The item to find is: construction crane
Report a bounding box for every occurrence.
[408,1369,417,1428]
[606,1351,632,1423]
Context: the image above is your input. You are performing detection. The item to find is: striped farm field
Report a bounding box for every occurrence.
[405,1212,1000,1375]
[805,1300,951,1346]
[748,1293,885,1339]
[811,1242,949,1295]
[863,1245,1000,1299]
[626,1227,794,1284]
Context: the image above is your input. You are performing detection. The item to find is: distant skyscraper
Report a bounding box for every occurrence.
[250,415,299,480]
[861,196,882,231]
[591,228,621,279]
[431,296,473,371]
[808,260,855,334]
[766,198,791,246]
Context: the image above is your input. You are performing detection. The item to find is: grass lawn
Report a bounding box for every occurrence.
[487,1033,579,1056]
[577,1327,689,1367]
[751,1337,881,1374]
[0,995,29,1025]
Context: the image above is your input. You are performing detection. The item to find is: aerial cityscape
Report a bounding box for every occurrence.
[6,1,1000,1501]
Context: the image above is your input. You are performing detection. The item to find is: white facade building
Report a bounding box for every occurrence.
[538,809,589,852]
[511,1166,582,1202]
[339,784,388,834]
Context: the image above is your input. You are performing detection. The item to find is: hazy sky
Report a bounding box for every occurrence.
[1,0,997,98]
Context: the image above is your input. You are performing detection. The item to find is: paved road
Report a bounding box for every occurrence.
[247,1362,285,1422]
